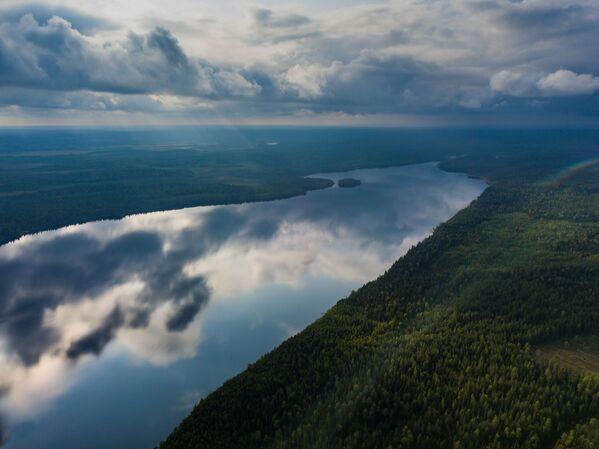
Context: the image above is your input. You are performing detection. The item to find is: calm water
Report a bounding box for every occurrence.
[0,163,485,448]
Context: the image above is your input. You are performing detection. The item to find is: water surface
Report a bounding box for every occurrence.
[0,163,485,448]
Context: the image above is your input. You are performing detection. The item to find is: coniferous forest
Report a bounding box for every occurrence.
[159,139,599,449]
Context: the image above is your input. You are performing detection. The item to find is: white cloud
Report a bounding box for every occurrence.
[283,62,342,99]
[491,69,599,97]
[537,69,599,95]
[490,70,543,97]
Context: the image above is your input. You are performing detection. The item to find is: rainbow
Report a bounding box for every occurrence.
[544,156,599,187]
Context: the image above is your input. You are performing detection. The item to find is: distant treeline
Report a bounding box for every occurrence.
[1,128,597,246]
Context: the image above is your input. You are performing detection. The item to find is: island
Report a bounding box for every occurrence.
[337,178,361,188]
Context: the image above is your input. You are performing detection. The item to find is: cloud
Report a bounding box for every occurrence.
[146,27,190,68]
[490,69,599,97]
[490,70,543,97]
[0,14,259,99]
[283,62,342,99]
[0,0,598,122]
[499,3,594,40]
[537,69,599,95]
[0,2,115,34]
[253,8,311,29]
[248,8,318,44]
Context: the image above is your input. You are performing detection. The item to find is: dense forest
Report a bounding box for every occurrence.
[158,133,599,449]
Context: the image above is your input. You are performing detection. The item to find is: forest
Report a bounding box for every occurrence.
[157,131,599,449]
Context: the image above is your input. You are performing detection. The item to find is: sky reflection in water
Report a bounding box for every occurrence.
[0,163,485,449]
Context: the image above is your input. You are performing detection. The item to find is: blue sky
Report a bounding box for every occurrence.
[0,0,598,125]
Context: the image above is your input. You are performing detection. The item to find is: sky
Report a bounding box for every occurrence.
[0,0,598,126]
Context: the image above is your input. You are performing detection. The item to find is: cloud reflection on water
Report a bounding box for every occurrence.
[0,163,485,427]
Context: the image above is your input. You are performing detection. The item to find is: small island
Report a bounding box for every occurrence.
[337,178,361,188]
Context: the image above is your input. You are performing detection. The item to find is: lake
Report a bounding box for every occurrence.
[0,162,485,448]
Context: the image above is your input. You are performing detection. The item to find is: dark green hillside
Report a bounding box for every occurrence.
[160,146,599,449]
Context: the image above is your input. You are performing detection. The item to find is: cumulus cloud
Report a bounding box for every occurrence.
[537,69,599,95]
[0,14,259,99]
[490,70,543,97]
[283,62,342,99]
[490,69,599,97]
[0,0,598,121]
